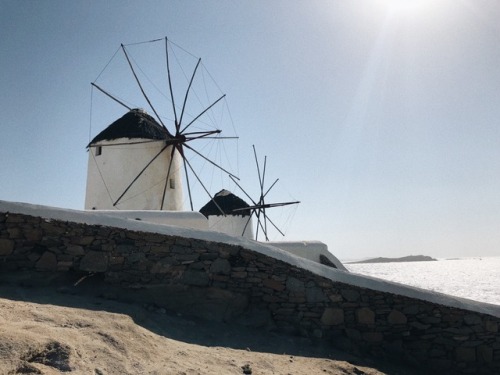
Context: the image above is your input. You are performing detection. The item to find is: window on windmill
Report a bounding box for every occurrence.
[95,146,102,156]
[169,178,175,189]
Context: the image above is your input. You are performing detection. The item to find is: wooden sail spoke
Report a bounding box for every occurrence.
[121,44,167,130]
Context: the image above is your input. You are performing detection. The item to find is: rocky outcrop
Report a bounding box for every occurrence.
[349,255,437,264]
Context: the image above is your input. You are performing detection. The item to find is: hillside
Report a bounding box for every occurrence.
[348,255,437,264]
[0,284,420,375]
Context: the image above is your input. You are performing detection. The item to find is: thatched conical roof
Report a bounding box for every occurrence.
[200,190,251,217]
[88,109,168,146]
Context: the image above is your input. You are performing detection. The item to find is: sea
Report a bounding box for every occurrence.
[345,256,500,306]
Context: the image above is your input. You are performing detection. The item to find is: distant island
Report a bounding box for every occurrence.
[348,255,437,264]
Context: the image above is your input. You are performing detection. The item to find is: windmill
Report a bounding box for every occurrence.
[86,37,238,213]
[230,146,300,241]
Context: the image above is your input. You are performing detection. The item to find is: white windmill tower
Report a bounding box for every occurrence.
[85,37,237,213]
[230,146,300,241]
[199,189,254,239]
[85,108,183,211]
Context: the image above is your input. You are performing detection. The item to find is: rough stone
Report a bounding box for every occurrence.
[7,227,22,238]
[356,307,375,325]
[72,236,95,246]
[36,251,58,271]
[66,245,85,256]
[286,277,305,293]
[231,271,247,278]
[464,314,482,326]
[388,310,407,325]
[79,250,108,272]
[321,308,344,325]
[328,294,343,303]
[263,278,285,292]
[341,289,360,302]
[0,239,14,255]
[363,332,383,342]
[485,320,498,333]
[410,322,431,330]
[57,261,73,270]
[455,347,476,362]
[477,345,493,363]
[24,228,43,241]
[344,328,361,341]
[306,286,327,303]
[116,244,136,253]
[181,270,209,286]
[210,258,231,275]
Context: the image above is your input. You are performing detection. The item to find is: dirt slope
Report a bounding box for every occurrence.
[0,285,421,375]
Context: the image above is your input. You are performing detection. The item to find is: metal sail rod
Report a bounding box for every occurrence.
[184,131,238,141]
[165,37,179,129]
[121,44,167,130]
[263,208,268,239]
[188,136,238,140]
[113,144,169,206]
[180,94,226,134]
[229,175,258,206]
[262,156,267,196]
[255,210,261,240]
[183,143,239,179]
[185,130,221,141]
[263,178,279,198]
[178,58,201,128]
[236,201,300,211]
[183,154,226,216]
[253,145,263,193]
[263,210,285,237]
[255,209,268,241]
[181,150,194,211]
[91,82,132,111]
[241,213,254,237]
[184,130,221,136]
[160,146,177,210]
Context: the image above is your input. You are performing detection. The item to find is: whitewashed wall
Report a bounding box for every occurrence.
[207,215,254,240]
[267,241,347,271]
[85,139,183,211]
[85,210,208,230]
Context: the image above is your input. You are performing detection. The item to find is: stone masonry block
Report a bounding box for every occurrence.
[80,250,108,272]
[388,310,407,325]
[321,308,344,325]
[455,347,476,362]
[357,307,375,325]
[210,258,231,275]
[263,278,285,292]
[306,286,327,303]
[0,239,15,255]
[286,277,305,293]
[36,251,58,271]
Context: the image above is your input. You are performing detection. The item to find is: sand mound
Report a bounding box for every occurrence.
[0,285,419,375]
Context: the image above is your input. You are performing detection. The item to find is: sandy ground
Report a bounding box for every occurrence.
[0,281,423,375]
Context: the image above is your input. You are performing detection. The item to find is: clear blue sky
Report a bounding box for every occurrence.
[1,0,499,260]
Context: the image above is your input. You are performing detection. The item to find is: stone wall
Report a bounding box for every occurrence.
[0,209,499,374]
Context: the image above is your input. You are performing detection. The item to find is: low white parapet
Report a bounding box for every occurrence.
[267,241,347,271]
[85,210,209,231]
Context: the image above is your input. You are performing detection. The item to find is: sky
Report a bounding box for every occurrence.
[1,0,499,260]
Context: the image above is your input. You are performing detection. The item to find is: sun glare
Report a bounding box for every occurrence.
[378,0,435,15]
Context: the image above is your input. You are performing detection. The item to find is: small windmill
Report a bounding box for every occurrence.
[86,37,237,213]
[230,145,300,241]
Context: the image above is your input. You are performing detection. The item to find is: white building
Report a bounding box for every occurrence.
[84,111,344,270]
[200,190,254,239]
[85,109,183,211]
